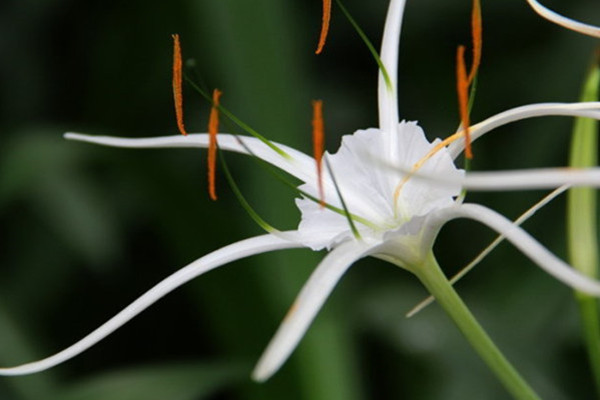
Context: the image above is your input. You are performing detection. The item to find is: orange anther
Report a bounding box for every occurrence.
[468,0,482,84]
[312,100,325,206]
[456,45,472,159]
[208,89,222,201]
[172,34,187,136]
[316,0,332,54]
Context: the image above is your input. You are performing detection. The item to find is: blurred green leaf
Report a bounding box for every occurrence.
[567,54,600,395]
[0,130,121,268]
[49,362,244,400]
[0,302,57,400]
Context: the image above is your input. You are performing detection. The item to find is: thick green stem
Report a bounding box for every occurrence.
[413,253,540,400]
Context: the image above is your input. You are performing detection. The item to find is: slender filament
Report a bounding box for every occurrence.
[393,126,467,205]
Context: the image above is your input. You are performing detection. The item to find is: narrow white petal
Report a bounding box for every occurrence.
[434,203,600,296]
[0,234,303,376]
[65,133,316,184]
[463,168,600,191]
[252,240,378,381]
[525,0,600,38]
[378,0,406,134]
[447,102,600,159]
[406,185,568,318]
[363,161,600,194]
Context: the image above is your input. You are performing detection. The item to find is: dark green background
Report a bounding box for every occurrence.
[0,0,598,399]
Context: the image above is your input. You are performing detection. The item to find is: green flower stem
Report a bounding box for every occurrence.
[413,253,540,400]
[567,59,600,394]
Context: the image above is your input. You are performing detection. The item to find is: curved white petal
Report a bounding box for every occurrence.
[65,133,316,184]
[378,0,406,134]
[448,186,568,280]
[406,185,568,318]
[357,159,600,195]
[294,196,358,251]
[463,168,600,191]
[0,233,303,376]
[252,239,378,381]
[526,0,600,38]
[433,203,600,296]
[395,163,600,193]
[447,102,600,159]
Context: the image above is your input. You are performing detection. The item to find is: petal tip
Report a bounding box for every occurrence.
[64,132,88,141]
[250,361,273,383]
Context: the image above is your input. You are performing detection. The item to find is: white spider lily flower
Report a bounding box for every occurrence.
[4,0,600,390]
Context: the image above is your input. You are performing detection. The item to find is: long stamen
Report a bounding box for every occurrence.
[467,0,482,84]
[316,0,332,54]
[394,1,480,205]
[312,100,326,206]
[208,89,223,201]
[172,34,187,136]
[392,129,468,205]
[457,45,472,159]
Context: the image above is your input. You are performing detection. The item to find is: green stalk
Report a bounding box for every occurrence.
[412,253,540,400]
[567,57,600,394]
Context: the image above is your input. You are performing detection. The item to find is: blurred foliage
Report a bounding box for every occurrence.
[0,0,599,399]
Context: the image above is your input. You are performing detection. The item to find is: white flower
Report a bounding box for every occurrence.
[3,0,600,384]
